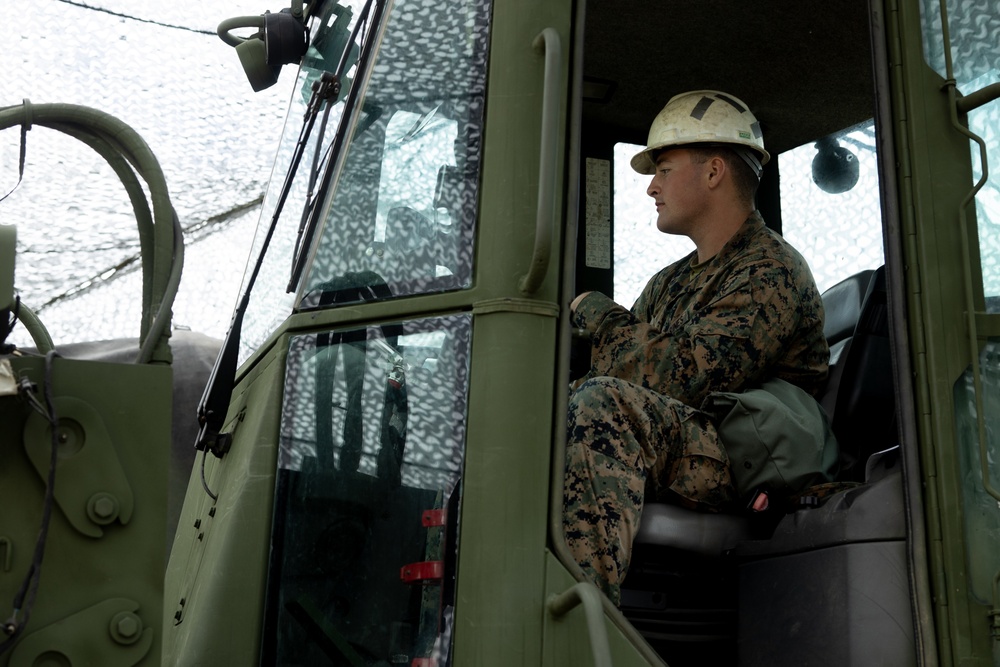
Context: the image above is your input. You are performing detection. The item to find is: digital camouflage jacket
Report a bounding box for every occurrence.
[572,212,829,408]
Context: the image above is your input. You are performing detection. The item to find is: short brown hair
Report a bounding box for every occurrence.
[687,146,759,207]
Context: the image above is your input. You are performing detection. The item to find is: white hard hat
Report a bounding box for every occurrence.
[630,90,770,176]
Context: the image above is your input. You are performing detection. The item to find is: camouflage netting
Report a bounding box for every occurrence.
[1,0,296,349]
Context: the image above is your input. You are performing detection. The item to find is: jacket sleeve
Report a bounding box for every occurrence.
[572,259,806,406]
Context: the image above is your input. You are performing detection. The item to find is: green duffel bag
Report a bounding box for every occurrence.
[701,377,840,505]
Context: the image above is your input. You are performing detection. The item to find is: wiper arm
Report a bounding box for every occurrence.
[286,0,381,294]
[195,68,342,459]
[196,0,385,460]
[287,71,343,283]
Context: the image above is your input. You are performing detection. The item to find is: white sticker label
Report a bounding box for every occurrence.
[585,158,611,269]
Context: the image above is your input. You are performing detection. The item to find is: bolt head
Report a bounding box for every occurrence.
[117,616,139,638]
[87,493,120,525]
[94,497,115,518]
[109,611,142,645]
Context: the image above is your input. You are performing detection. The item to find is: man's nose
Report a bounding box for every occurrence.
[647,177,659,197]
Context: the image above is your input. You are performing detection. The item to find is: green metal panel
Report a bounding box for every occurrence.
[162,340,286,666]
[0,356,170,667]
[472,0,570,306]
[451,305,558,665]
[447,2,572,660]
[886,0,995,662]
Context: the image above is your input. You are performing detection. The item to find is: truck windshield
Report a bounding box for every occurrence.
[296,0,490,310]
[238,0,372,365]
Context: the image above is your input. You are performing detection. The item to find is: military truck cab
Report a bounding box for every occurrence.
[3,0,1000,665]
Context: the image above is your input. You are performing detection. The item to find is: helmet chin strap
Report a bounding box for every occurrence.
[731,145,763,179]
[690,142,764,180]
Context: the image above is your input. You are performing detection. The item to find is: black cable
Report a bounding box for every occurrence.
[1,296,20,353]
[0,101,30,203]
[50,0,215,35]
[200,447,219,502]
[0,350,60,654]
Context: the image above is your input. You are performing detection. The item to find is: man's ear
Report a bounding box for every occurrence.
[704,155,728,190]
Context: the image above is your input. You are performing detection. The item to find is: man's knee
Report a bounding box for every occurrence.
[665,454,737,511]
[567,377,649,466]
[569,376,635,410]
[568,376,651,436]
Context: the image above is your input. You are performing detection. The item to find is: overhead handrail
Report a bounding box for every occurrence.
[519,27,562,295]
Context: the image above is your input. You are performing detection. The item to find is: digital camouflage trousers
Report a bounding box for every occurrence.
[563,376,737,605]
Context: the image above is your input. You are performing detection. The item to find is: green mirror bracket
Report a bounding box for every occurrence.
[22,396,135,538]
[217,2,309,93]
[7,597,153,667]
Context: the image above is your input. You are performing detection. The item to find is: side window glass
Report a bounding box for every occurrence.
[613,142,693,308]
[372,110,462,285]
[953,341,1000,606]
[298,0,491,309]
[918,0,998,88]
[613,124,884,304]
[264,313,472,665]
[779,120,884,292]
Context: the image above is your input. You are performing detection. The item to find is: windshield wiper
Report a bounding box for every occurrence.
[287,0,381,293]
[195,0,382,461]
[286,71,343,284]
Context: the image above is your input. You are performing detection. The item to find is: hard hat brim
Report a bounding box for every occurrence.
[629,141,771,176]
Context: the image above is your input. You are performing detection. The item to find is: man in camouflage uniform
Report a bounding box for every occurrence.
[564,91,829,605]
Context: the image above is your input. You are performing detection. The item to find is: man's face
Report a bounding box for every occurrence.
[645,148,708,236]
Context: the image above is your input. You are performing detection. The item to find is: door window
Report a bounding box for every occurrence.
[263,313,472,665]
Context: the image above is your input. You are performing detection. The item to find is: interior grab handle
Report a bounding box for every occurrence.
[519,27,562,295]
[955,82,1000,114]
[547,582,613,667]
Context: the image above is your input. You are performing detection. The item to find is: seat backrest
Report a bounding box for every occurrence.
[819,269,872,423]
[820,266,896,481]
[633,268,894,555]
[821,268,874,366]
